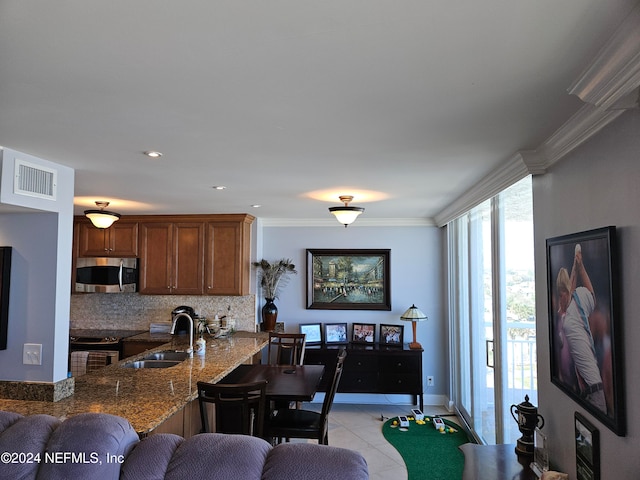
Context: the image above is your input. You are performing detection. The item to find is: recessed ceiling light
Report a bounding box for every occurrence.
[251,204,262,208]
[212,186,226,190]
[144,151,163,158]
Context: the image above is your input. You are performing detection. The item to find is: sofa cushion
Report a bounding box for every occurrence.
[262,442,369,480]
[35,412,139,480]
[121,433,184,480]
[0,410,24,433]
[0,413,61,480]
[164,433,271,480]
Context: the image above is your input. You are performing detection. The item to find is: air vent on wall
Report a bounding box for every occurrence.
[14,159,57,200]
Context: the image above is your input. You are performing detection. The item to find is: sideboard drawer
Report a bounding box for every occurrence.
[379,355,421,373]
[379,373,421,393]
[345,354,379,372]
[341,371,378,392]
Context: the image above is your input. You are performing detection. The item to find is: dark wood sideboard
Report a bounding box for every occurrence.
[304,343,423,410]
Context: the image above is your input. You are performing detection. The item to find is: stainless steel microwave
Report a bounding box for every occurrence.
[75,257,138,293]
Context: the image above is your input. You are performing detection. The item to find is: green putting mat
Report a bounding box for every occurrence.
[382,416,472,480]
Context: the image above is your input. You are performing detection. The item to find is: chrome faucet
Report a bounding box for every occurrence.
[170,313,194,357]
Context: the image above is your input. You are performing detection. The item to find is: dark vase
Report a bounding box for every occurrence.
[261,298,278,332]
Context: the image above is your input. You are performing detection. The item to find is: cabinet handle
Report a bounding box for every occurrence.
[357,361,362,366]
[396,362,402,367]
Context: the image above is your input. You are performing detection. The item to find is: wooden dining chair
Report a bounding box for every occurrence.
[267,332,306,366]
[267,348,347,445]
[196,380,267,437]
[267,332,307,410]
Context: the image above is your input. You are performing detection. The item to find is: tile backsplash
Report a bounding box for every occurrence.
[70,293,257,332]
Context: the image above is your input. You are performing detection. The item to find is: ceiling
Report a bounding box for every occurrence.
[1,1,637,222]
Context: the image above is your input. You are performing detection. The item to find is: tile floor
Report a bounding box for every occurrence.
[296,403,457,480]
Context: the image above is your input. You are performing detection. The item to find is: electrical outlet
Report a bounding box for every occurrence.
[23,343,42,365]
[427,375,434,386]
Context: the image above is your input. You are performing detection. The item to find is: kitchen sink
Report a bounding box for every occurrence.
[122,360,182,369]
[142,351,190,361]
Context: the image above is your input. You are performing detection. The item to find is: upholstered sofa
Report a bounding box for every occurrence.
[0,410,368,480]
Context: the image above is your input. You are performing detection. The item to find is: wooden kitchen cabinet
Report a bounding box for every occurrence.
[77,221,138,257]
[138,222,205,295]
[73,214,254,296]
[204,218,252,295]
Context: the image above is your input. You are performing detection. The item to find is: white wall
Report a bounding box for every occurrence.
[259,223,446,403]
[0,148,74,383]
[533,109,640,478]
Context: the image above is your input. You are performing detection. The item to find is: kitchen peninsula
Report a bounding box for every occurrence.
[0,332,268,437]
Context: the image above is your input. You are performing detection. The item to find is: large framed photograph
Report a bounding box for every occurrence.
[546,226,625,435]
[575,412,600,480]
[299,323,323,345]
[324,323,348,344]
[380,324,403,346]
[351,323,375,344]
[306,249,391,310]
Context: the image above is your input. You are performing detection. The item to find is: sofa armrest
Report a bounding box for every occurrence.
[262,443,369,480]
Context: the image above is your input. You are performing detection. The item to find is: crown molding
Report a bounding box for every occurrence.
[433,152,537,227]
[568,4,640,110]
[435,5,640,227]
[259,217,435,228]
[539,104,627,165]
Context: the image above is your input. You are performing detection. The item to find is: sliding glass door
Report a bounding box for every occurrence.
[449,176,536,445]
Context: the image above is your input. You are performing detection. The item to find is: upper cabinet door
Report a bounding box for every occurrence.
[172,222,205,295]
[138,223,173,294]
[77,221,138,257]
[138,222,204,295]
[204,220,251,296]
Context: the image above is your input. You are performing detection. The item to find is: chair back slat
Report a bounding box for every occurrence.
[267,332,306,366]
[321,348,347,420]
[197,380,267,437]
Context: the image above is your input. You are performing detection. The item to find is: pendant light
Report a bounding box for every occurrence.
[328,195,364,227]
[84,201,121,229]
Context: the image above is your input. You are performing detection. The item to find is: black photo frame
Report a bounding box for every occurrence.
[351,323,376,344]
[575,412,600,480]
[546,226,625,435]
[299,323,323,345]
[0,247,12,351]
[380,324,404,346]
[306,249,391,310]
[324,323,348,344]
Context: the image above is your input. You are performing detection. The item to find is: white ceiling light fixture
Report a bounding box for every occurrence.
[328,195,364,227]
[144,150,163,158]
[84,201,121,229]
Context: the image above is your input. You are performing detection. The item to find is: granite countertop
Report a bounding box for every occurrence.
[0,332,268,435]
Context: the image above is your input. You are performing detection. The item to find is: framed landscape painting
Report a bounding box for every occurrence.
[546,226,625,435]
[306,249,391,310]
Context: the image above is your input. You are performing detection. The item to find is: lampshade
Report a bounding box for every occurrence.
[84,201,121,229]
[400,304,428,321]
[328,195,364,227]
[400,304,427,350]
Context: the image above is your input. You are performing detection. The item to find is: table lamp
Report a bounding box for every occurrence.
[400,304,427,349]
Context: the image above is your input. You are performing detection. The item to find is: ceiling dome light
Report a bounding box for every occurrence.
[328,195,364,227]
[144,151,163,158]
[84,201,121,229]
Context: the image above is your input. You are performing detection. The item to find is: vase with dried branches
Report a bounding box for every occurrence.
[252,258,297,331]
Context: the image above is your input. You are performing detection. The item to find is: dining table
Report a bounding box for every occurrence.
[219,364,325,404]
